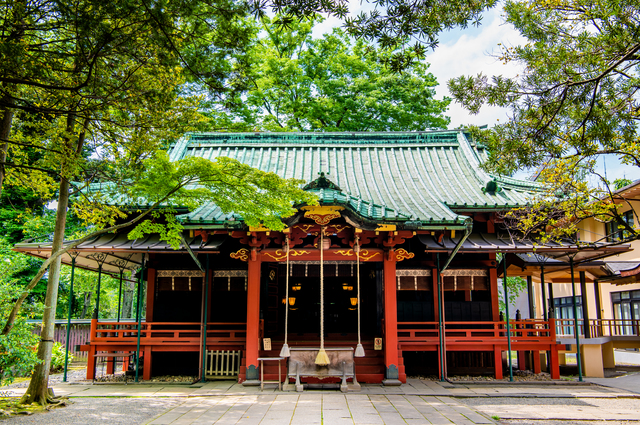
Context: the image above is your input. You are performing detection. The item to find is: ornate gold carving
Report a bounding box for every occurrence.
[329,224,351,233]
[294,224,315,233]
[359,249,381,261]
[230,249,250,262]
[305,212,341,225]
[335,248,381,261]
[264,249,311,261]
[334,249,354,256]
[302,206,344,225]
[395,249,415,262]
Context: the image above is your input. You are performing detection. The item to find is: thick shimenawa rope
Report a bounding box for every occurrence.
[280,237,291,357]
[355,236,365,357]
[316,227,329,365]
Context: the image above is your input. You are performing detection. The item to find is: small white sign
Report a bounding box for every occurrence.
[263,338,272,351]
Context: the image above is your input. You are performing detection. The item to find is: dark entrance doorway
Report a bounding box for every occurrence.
[264,262,377,339]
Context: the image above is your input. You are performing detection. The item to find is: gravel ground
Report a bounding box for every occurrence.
[501,420,638,425]
[1,369,87,390]
[460,397,640,425]
[461,397,640,409]
[0,397,182,424]
[1,367,196,390]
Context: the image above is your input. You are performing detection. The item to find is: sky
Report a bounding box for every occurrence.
[313,3,636,183]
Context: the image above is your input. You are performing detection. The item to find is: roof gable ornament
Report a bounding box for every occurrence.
[482,179,503,194]
[303,172,342,191]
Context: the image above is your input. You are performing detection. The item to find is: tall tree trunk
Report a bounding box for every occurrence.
[21,174,71,405]
[22,114,87,406]
[122,278,135,319]
[0,96,15,198]
[81,292,92,319]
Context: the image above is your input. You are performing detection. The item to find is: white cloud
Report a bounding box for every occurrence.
[311,5,525,129]
[425,7,526,129]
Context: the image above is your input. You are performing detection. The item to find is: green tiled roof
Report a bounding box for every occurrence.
[171,131,542,227]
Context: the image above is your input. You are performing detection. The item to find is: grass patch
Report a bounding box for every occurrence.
[491,415,500,420]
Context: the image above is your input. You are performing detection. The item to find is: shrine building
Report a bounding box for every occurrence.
[14,131,629,386]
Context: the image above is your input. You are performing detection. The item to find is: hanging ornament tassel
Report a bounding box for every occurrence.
[316,227,330,366]
[354,236,365,357]
[280,237,291,358]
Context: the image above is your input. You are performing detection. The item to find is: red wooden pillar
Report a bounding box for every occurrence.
[550,345,560,379]
[86,345,97,380]
[86,318,98,379]
[533,350,541,374]
[549,317,560,379]
[143,346,152,380]
[489,263,499,321]
[494,345,503,379]
[243,253,261,384]
[432,268,439,321]
[518,350,526,371]
[383,249,401,385]
[146,267,156,322]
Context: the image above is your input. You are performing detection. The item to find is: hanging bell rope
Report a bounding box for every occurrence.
[354,236,365,357]
[280,237,291,357]
[316,226,330,365]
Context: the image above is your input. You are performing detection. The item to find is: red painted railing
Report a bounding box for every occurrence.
[555,318,640,338]
[89,320,247,346]
[397,319,557,345]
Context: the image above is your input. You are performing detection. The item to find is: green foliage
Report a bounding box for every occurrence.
[206,17,451,132]
[0,241,41,385]
[499,276,528,313]
[613,178,632,191]
[449,1,640,243]
[49,342,72,374]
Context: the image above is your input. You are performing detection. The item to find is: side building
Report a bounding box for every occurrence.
[508,180,640,378]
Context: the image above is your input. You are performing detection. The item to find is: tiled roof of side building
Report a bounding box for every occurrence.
[170,131,542,226]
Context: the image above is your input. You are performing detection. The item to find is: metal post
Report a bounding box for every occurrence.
[117,270,124,323]
[63,255,77,382]
[570,257,583,381]
[540,263,550,372]
[579,271,590,338]
[135,262,145,382]
[547,267,555,318]
[201,255,209,383]
[503,253,513,381]
[93,263,103,319]
[527,275,535,318]
[436,253,445,381]
[541,266,548,320]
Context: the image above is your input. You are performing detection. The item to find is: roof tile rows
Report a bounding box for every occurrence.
[170,131,541,226]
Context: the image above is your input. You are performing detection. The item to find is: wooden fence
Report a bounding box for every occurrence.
[32,322,92,361]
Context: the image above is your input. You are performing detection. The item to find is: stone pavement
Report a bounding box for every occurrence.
[586,372,640,395]
[145,394,493,425]
[4,377,635,399]
[3,378,640,424]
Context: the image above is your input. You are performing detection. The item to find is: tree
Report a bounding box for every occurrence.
[0,0,283,406]
[0,239,40,385]
[207,17,451,132]
[448,0,640,243]
[1,0,501,406]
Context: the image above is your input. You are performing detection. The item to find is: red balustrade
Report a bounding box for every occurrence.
[397,319,557,346]
[89,320,247,346]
